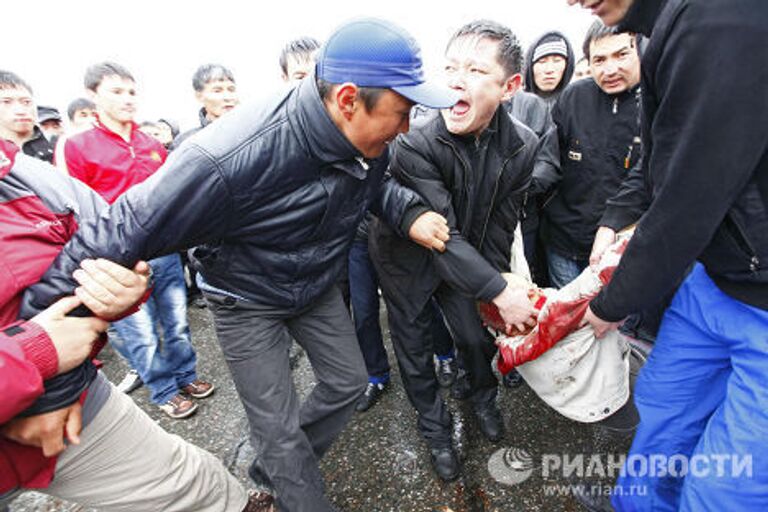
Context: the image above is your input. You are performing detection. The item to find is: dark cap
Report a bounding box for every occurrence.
[37,106,62,124]
[316,18,458,109]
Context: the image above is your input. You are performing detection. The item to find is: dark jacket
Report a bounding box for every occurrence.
[23,76,426,315]
[371,107,537,320]
[524,31,576,111]
[170,107,212,150]
[591,0,768,320]
[539,78,642,260]
[505,91,560,235]
[21,127,54,164]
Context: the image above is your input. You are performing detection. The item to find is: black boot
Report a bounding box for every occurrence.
[355,381,388,412]
[435,356,457,388]
[248,459,274,490]
[430,445,460,482]
[475,401,505,442]
[502,368,524,389]
[449,369,471,400]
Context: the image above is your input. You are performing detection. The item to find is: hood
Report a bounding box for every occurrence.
[524,31,575,100]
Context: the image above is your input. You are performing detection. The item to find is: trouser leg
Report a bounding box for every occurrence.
[44,382,247,512]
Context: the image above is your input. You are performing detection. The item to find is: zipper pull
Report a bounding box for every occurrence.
[355,156,369,171]
[129,146,136,158]
[613,98,618,115]
[624,144,633,169]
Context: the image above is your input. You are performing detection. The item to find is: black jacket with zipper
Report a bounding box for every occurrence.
[370,107,537,320]
[538,78,642,260]
[591,0,768,320]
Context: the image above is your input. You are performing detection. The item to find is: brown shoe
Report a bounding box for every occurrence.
[181,379,215,399]
[242,491,276,512]
[158,394,198,419]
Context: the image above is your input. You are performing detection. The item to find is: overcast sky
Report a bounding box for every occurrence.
[8,0,595,131]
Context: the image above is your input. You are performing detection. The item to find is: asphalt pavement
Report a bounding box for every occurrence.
[9,305,633,512]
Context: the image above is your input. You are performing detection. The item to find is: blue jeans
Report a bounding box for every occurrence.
[349,240,390,382]
[111,254,198,404]
[613,264,768,511]
[546,248,587,289]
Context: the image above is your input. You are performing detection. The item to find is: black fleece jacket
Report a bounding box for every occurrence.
[591,0,768,320]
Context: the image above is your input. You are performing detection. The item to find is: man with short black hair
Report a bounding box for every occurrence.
[66,97,96,129]
[0,71,54,164]
[172,63,239,149]
[370,19,538,481]
[567,0,768,510]
[25,19,457,512]
[536,20,641,289]
[63,61,214,419]
[280,37,321,82]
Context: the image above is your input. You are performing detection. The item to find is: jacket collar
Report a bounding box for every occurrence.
[291,74,377,180]
[0,139,18,179]
[93,115,140,144]
[618,0,666,37]
[435,105,526,160]
[199,108,212,128]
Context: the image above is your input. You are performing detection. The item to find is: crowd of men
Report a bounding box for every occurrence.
[1,0,766,511]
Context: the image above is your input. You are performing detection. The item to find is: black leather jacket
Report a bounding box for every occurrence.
[21,76,427,412]
[371,107,537,320]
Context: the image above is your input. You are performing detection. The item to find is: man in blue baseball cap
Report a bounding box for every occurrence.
[23,18,457,512]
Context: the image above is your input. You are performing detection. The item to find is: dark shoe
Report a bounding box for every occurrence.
[116,369,143,394]
[502,369,524,389]
[158,394,198,419]
[248,459,274,489]
[572,482,615,511]
[435,357,457,388]
[182,379,215,399]
[475,402,505,442]
[242,491,276,512]
[355,381,388,412]
[430,446,460,481]
[449,369,471,400]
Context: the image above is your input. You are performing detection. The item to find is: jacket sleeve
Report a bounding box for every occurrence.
[369,171,430,239]
[529,123,561,197]
[0,321,58,424]
[591,9,768,321]
[598,159,651,232]
[389,133,507,302]
[22,144,237,317]
[530,100,565,196]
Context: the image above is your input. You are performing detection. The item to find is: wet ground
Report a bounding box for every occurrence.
[9,306,634,512]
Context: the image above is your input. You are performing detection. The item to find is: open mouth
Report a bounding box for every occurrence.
[451,100,471,117]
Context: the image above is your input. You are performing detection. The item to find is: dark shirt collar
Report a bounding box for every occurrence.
[199,108,212,128]
[618,0,666,37]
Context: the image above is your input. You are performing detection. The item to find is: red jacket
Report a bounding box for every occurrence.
[64,119,167,204]
[0,139,107,492]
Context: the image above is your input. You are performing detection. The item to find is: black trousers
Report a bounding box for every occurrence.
[382,282,498,448]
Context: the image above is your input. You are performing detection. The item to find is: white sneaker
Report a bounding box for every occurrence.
[116,369,143,394]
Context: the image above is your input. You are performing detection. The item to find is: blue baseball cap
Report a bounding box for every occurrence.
[316,18,458,109]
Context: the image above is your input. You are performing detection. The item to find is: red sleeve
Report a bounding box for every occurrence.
[0,321,59,424]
